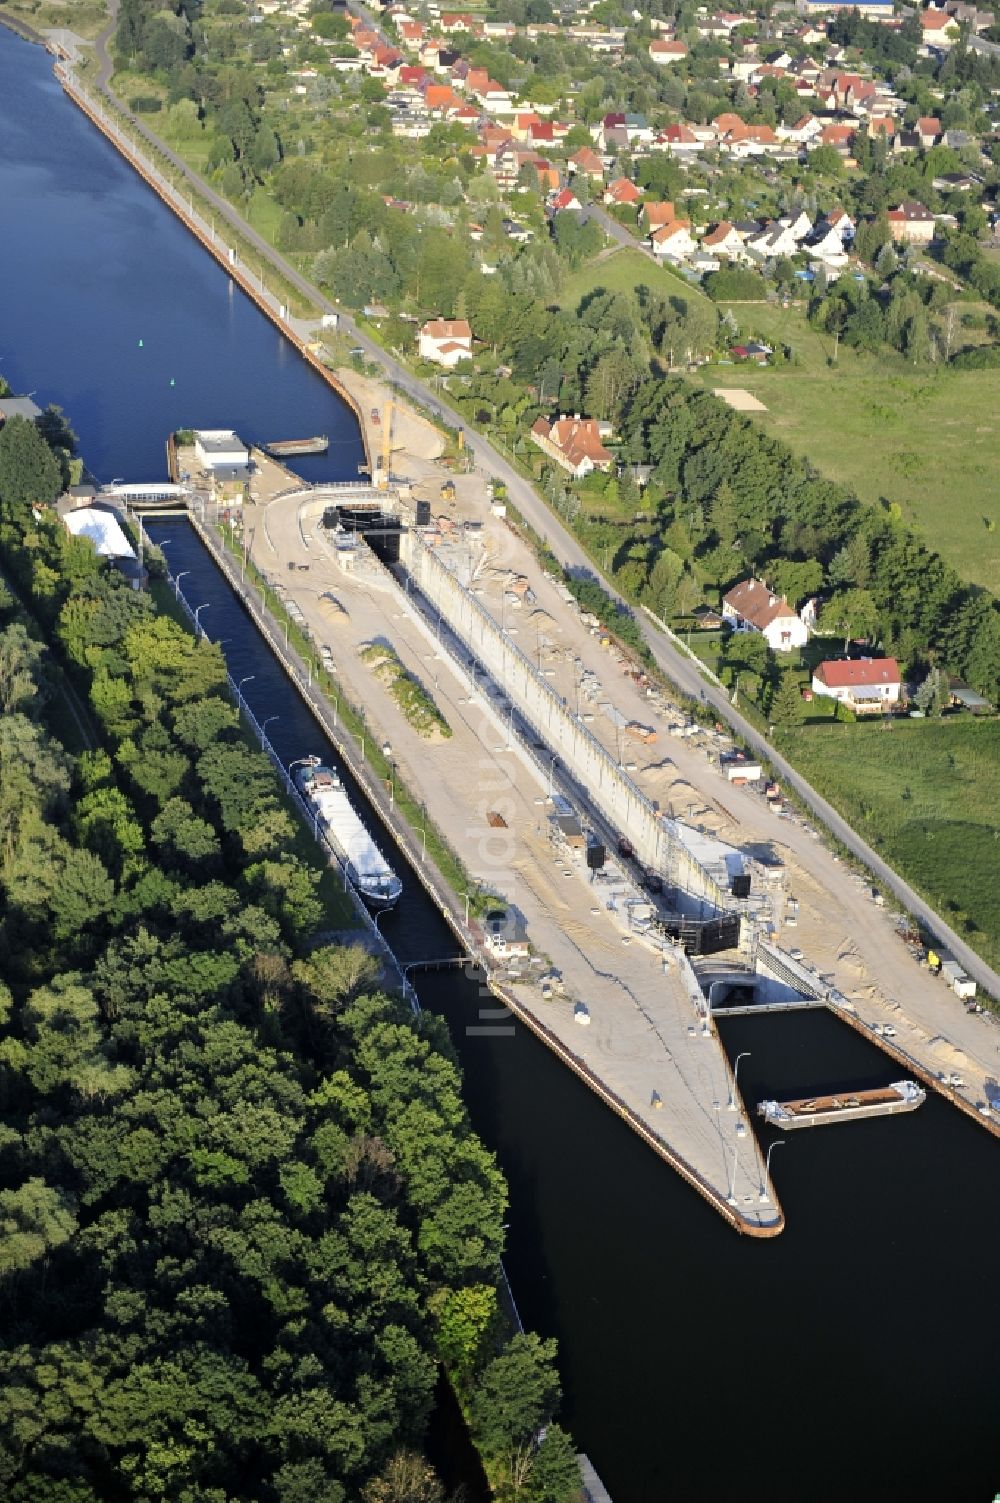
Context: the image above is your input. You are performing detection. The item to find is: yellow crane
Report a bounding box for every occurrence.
[377,400,393,490]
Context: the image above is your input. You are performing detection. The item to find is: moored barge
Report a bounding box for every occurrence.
[757,1080,925,1129]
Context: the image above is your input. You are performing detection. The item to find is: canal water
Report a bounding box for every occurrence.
[3,28,1000,1501]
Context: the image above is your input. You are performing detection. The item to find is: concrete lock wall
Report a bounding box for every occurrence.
[401,531,729,911]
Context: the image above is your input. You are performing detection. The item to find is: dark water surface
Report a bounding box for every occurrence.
[4,29,1000,1502]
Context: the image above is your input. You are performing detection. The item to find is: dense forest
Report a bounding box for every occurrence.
[0,413,580,1502]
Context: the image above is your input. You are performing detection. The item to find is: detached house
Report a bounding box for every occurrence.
[703,222,748,260]
[650,220,696,260]
[649,39,689,63]
[887,200,935,243]
[722,578,810,652]
[418,318,473,368]
[604,176,641,207]
[530,416,613,478]
[811,658,901,712]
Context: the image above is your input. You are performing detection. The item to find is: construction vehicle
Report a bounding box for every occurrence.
[440,480,456,502]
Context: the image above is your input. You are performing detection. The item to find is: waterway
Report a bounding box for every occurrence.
[4,28,1000,1502]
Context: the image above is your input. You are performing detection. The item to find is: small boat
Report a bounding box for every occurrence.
[294,755,402,910]
[757,1080,925,1130]
[265,435,329,456]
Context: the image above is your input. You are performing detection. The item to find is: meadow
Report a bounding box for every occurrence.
[706,300,1000,591]
[778,715,1000,970]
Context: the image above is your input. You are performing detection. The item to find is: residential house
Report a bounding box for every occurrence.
[570,147,606,182]
[604,176,641,207]
[649,39,689,63]
[746,220,801,260]
[418,318,473,367]
[702,221,748,259]
[550,187,582,212]
[530,416,613,478]
[654,124,704,156]
[650,220,696,260]
[640,201,676,232]
[921,7,959,46]
[722,578,810,652]
[916,115,941,148]
[887,200,936,243]
[811,657,901,712]
[779,114,822,145]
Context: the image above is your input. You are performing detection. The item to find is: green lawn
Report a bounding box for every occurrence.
[778,716,1000,971]
[705,301,1000,591]
[559,246,707,310]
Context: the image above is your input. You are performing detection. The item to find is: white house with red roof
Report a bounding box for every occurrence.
[723,579,810,652]
[649,39,689,62]
[550,187,582,212]
[702,221,749,260]
[921,7,959,45]
[650,220,696,260]
[811,658,901,712]
[530,416,613,478]
[418,318,473,368]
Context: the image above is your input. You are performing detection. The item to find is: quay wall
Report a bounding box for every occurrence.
[55,68,373,479]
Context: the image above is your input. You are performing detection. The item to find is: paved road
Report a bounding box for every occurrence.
[77,21,999,1002]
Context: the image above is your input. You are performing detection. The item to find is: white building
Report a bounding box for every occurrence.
[417,318,473,368]
[811,657,901,712]
[722,578,810,653]
[194,429,249,472]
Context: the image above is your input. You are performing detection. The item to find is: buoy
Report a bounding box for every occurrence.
[138,339,144,348]
[169,378,175,387]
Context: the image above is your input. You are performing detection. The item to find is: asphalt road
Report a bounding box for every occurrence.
[82,12,999,1002]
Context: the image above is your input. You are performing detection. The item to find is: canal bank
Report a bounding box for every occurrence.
[4,29,1000,1499]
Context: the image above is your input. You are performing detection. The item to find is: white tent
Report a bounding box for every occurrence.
[64,507,136,560]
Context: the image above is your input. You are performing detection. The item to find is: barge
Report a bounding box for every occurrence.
[757,1080,925,1130]
[265,435,329,457]
[294,755,402,910]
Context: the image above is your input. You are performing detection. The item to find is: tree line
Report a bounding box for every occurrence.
[0,414,581,1503]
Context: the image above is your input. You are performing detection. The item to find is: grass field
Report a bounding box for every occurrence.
[559,246,707,310]
[705,301,1000,590]
[778,716,1000,970]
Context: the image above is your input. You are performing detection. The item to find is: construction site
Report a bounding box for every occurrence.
[131,382,1000,1232]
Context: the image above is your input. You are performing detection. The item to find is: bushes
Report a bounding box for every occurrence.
[705,268,769,302]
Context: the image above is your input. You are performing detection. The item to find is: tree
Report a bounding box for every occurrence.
[823,587,880,649]
[363,1451,444,1503]
[469,1334,562,1466]
[0,416,62,519]
[770,673,804,728]
[0,1179,77,1277]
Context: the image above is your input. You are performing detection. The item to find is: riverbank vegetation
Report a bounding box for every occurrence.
[0,413,581,1500]
[360,641,453,742]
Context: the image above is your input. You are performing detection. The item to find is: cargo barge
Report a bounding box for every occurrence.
[757,1080,925,1129]
[265,435,329,456]
[294,755,402,910]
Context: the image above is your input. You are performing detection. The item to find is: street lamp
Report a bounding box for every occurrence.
[760,1139,785,1203]
[237,674,255,709]
[727,1136,740,1208]
[261,714,279,748]
[194,602,211,636]
[174,568,191,601]
[547,753,557,799]
[728,1051,751,1111]
[460,890,472,925]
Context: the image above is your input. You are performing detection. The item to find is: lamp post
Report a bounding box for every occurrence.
[547,753,557,799]
[727,1136,740,1207]
[261,714,279,749]
[760,1139,785,1203]
[237,674,254,710]
[460,890,471,925]
[173,568,190,601]
[194,602,211,637]
[728,1051,751,1111]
